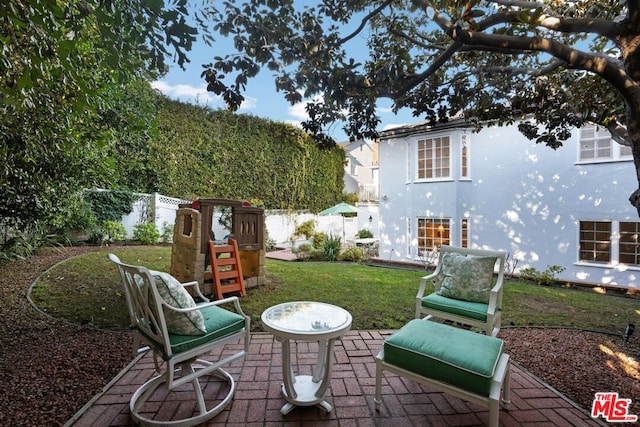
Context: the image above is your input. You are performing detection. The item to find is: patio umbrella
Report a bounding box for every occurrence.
[319,202,359,240]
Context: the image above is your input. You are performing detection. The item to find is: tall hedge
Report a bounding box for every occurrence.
[149,97,345,211]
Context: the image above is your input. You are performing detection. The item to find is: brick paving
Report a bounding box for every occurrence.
[66,331,605,426]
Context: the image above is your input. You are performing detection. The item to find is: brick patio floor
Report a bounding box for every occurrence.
[66,331,605,426]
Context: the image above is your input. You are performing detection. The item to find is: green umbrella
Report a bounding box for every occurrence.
[318,202,359,216]
[319,203,359,240]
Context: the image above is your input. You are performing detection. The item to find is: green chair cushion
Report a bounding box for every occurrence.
[421,292,489,321]
[168,305,246,356]
[383,319,503,396]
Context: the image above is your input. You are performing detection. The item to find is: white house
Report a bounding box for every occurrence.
[339,139,379,201]
[339,139,380,237]
[377,118,639,290]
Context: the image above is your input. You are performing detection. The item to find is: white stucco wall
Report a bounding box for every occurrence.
[378,122,639,289]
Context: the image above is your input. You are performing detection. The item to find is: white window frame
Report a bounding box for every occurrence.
[415,135,451,181]
[578,220,612,264]
[460,133,470,179]
[417,217,451,252]
[460,217,469,248]
[577,220,640,268]
[578,125,632,163]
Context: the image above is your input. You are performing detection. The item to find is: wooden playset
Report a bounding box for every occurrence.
[170,198,265,298]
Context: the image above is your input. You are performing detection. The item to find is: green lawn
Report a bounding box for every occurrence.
[30,246,640,335]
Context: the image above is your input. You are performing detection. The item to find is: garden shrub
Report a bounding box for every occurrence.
[160,221,173,243]
[294,220,316,240]
[338,246,365,262]
[322,234,342,261]
[265,230,276,251]
[102,221,127,244]
[133,222,160,245]
[519,265,566,286]
[292,243,313,260]
[312,231,326,249]
[0,231,67,263]
[307,248,326,261]
[356,229,374,238]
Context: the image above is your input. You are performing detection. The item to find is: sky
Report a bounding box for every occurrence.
[150,10,415,143]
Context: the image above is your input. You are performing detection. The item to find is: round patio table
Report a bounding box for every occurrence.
[261,301,352,415]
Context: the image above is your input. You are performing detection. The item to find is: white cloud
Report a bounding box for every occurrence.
[151,80,260,112]
[282,119,301,127]
[238,96,257,111]
[287,100,311,120]
[151,80,218,106]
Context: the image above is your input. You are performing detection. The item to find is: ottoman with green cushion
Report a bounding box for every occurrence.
[374,319,510,427]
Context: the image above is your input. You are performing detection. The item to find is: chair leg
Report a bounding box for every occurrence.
[502,362,511,410]
[130,361,236,427]
[374,356,383,411]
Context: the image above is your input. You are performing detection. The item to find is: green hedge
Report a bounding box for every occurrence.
[149,98,345,211]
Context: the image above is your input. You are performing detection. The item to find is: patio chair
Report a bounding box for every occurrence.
[109,254,251,427]
[416,245,506,337]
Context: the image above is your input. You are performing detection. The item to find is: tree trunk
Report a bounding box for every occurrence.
[627,109,640,214]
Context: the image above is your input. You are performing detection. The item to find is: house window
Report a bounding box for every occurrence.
[579,125,631,162]
[418,218,450,251]
[461,134,469,179]
[461,218,468,248]
[619,222,640,265]
[579,221,611,263]
[417,136,450,179]
[620,143,633,157]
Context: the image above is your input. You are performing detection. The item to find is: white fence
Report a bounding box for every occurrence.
[121,193,191,240]
[122,192,380,245]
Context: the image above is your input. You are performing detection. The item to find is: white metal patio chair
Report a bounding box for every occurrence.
[109,253,250,427]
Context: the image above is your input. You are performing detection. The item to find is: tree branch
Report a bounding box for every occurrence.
[481,60,565,77]
[474,9,620,40]
[451,28,635,95]
[492,0,547,9]
[387,27,445,51]
[337,0,394,45]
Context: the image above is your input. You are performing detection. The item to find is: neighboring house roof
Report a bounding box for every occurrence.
[379,117,469,139]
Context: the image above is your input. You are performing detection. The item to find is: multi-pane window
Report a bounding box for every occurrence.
[579,125,631,162]
[460,218,468,248]
[619,222,640,265]
[417,218,450,251]
[417,136,450,179]
[460,134,469,178]
[620,144,633,157]
[579,126,611,160]
[579,221,611,263]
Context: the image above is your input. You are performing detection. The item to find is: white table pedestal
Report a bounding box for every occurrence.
[261,302,352,415]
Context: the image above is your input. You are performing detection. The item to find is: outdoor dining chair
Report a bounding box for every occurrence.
[109,254,251,426]
[416,245,506,337]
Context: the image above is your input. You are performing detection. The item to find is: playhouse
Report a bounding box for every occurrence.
[170,198,265,297]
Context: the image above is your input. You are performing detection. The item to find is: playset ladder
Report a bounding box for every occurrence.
[207,238,247,300]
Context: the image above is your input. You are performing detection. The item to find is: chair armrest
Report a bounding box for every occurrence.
[200,296,249,318]
[165,295,249,319]
[416,271,439,300]
[181,280,210,302]
[487,277,504,315]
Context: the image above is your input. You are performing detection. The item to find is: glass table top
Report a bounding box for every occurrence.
[261,301,352,335]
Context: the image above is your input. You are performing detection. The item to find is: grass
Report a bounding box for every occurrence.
[30,246,640,335]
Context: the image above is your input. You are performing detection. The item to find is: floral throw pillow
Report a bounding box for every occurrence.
[437,252,497,304]
[150,271,206,336]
